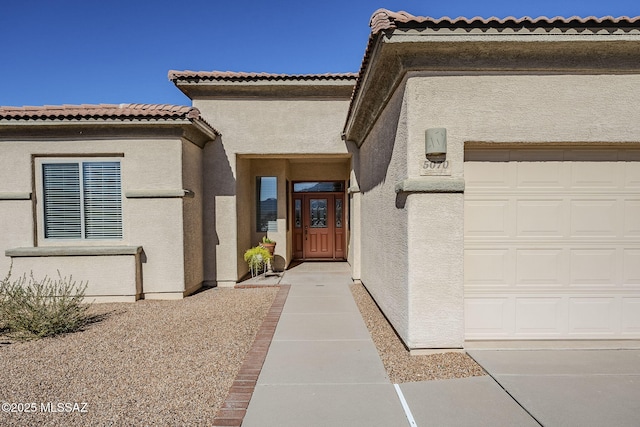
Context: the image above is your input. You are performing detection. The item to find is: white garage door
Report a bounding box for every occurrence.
[464,147,640,340]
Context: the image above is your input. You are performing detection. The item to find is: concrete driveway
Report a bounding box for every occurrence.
[467,349,640,427]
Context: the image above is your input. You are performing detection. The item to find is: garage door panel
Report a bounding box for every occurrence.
[624,201,640,236]
[569,200,618,237]
[517,200,565,237]
[624,163,640,187]
[515,298,565,335]
[569,249,617,286]
[623,249,640,285]
[568,297,617,334]
[570,162,619,187]
[622,298,640,332]
[516,161,565,187]
[516,249,565,286]
[465,249,511,286]
[464,199,511,237]
[465,298,512,337]
[465,149,640,340]
[464,160,512,188]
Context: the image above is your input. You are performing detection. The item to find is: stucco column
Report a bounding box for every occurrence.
[348,184,362,281]
[398,178,465,349]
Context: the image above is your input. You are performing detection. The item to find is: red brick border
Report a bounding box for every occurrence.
[212,285,290,426]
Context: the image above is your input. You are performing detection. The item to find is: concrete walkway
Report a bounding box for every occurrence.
[242,262,407,426]
[469,349,640,427]
[240,263,640,426]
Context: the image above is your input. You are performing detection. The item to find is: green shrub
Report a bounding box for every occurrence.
[0,267,90,340]
[243,245,272,277]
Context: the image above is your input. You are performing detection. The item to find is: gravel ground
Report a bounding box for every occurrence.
[350,282,486,383]
[0,287,278,426]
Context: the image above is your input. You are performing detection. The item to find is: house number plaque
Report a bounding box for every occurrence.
[420,160,451,176]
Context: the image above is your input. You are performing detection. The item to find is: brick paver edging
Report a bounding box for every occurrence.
[212,284,290,426]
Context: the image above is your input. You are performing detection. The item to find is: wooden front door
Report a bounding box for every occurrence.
[293,193,345,260]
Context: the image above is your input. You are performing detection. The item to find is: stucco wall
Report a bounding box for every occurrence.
[0,137,189,299]
[235,157,252,280]
[358,82,410,340]
[195,98,351,284]
[0,201,33,273]
[406,74,640,171]
[181,140,204,294]
[9,254,141,302]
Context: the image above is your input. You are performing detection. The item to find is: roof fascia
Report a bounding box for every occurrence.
[172,79,356,99]
[0,119,219,148]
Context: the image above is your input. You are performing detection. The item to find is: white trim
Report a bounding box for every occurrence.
[393,384,418,427]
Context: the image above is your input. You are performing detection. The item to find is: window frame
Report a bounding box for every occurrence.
[256,176,278,232]
[35,157,124,245]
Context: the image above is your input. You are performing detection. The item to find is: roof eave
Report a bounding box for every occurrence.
[0,117,220,148]
[169,72,357,99]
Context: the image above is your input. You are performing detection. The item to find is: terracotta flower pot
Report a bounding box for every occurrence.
[260,242,276,256]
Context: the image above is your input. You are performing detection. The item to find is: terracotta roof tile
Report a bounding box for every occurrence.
[0,103,199,121]
[168,70,358,82]
[0,103,220,136]
[369,9,640,34]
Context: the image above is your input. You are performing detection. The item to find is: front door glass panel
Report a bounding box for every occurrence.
[310,199,327,228]
[294,199,302,228]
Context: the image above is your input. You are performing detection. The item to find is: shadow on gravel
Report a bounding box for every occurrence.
[0,309,118,346]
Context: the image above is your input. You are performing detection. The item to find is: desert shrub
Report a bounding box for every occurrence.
[243,245,272,277]
[0,266,90,340]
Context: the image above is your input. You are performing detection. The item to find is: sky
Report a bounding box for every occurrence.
[1,0,639,107]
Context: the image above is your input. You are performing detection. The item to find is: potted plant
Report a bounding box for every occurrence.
[243,245,272,277]
[259,236,276,257]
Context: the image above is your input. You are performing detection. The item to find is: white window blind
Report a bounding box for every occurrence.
[43,163,82,238]
[42,161,122,240]
[83,162,122,239]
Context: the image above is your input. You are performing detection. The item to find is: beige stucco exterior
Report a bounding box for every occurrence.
[0,122,216,301]
[190,92,354,285]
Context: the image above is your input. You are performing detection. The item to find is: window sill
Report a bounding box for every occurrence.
[0,192,31,200]
[6,246,142,257]
[125,189,194,198]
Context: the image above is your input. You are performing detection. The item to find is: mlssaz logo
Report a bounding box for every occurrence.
[41,402,89,413]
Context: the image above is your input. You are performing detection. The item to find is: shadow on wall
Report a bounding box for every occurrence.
[348,82,405,195]
[203,136,235,285]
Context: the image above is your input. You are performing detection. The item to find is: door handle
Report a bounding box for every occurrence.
[305,226,308,240]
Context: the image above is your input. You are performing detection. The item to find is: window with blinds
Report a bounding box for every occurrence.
[42,161,122,239]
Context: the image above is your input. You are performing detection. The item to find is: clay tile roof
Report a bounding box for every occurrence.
[0,103,220,136]
[369,8,640,34]
[0,103,201,121]
[168,70,358,82]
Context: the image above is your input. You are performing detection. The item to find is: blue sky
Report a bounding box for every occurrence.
[1,0,639,107]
